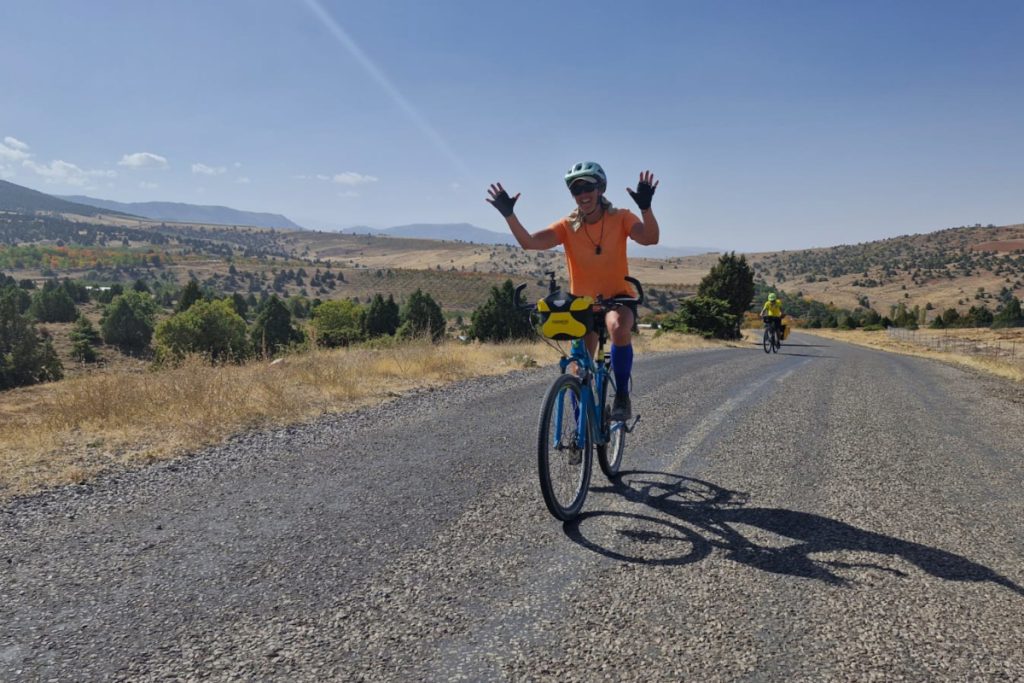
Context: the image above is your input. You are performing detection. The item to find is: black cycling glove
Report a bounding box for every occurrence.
[627,181,656,211]
[489,190,518,217]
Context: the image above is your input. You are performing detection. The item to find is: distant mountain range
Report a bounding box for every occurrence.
[1,178,714,254]
[338,222,715,257]
[60,195,302,229]
[0,179,127,217]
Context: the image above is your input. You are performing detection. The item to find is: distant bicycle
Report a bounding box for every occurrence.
[515,272,644,521]
[762,316,781,354]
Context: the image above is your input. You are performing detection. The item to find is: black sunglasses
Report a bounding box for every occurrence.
[570,181,599,196]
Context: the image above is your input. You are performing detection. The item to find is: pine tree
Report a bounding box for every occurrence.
[468,280,534,342]
[69,314,101,363]
[101,291,158,353]
[0,287,64,389]
[251,295,303,356]
[397,289,446,342]
[365,293,401,337]
[696,252,755,339]
[176,279,203,312]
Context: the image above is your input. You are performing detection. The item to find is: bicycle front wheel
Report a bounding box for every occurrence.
[597,374,625,480]
[763,328,771,353]
[772,330,780,353]
[537,373,593,521]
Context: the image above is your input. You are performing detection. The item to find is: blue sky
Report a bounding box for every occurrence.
[2,0,1022,251]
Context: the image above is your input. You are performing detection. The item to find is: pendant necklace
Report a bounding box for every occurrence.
[583,212,605,255]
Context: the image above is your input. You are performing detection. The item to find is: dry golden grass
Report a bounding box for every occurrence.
[0,331,716,501]
[800,328,1024,383]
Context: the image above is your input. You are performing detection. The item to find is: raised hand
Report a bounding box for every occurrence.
[626,171,658,211]
[486,183,520,217]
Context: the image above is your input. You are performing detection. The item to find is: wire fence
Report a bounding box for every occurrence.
[887,327,1019,360]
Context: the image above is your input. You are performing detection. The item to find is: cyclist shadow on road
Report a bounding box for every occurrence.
[565,470,1024,596]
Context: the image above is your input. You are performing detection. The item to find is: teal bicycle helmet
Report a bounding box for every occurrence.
[564,161,607,189]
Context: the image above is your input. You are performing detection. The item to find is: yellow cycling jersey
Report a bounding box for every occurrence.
[762,300,783,317]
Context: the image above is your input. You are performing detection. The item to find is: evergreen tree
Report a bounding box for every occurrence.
[468,280,534,342]
[697,252,754,339]
[364,293,401,337]
[0,288,63,389]
[251,295,303,356]
[397,289,446,342]
[230,292,249,320]
[29,280,78,323]
[69,314,101,363]
[176,279,203,312]
[101,290,158,353]
[993,296,1023,328]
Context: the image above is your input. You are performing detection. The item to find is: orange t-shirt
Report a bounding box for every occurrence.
[550,208,641,299]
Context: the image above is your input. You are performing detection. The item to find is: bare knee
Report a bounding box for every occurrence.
[607,308,634,346]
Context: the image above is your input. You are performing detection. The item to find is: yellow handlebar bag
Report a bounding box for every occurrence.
[537,294,594,340]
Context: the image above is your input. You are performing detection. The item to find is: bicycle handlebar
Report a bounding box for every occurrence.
[513,276,645,311]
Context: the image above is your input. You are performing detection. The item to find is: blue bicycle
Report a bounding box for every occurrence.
[516,273,644,521]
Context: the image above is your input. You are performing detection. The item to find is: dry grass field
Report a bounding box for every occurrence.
[0,330,719,502]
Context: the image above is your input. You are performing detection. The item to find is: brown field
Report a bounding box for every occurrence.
[971,239,1024,253]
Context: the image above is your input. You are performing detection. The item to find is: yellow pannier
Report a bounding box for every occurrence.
[537,293,594,340]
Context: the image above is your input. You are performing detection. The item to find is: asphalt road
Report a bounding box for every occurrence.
[2,333,1023,681]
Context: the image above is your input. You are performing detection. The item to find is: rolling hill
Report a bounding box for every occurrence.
[0,179,129,217]
[60,195,302,230]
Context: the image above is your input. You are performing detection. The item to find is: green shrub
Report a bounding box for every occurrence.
[311,299,365,347]
[661,296,738,339]
[155,299,250,363]
[101,290,158,353]
[468,280,534,342]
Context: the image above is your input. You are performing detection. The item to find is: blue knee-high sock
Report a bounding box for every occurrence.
[610,344,633,395]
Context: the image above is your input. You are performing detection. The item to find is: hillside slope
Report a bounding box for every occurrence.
[61,195,302,230]
[0,180,128,217]
[746,223,1024,314]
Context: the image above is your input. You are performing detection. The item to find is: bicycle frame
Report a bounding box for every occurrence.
[551,339,615,452]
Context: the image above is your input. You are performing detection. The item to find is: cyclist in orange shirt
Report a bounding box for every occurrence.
[486,161,660,420]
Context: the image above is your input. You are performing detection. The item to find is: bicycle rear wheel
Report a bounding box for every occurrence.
[537,373,592,521]
[597,374,625,479]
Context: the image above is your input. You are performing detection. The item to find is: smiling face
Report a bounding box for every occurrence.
[570,178,604,216]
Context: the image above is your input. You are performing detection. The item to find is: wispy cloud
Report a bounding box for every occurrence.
[118,152,168,169]
[139,181,158,189]
[316,171,378,185]
[24,159,117,187]
[0,136,31,161]
[235,176,251,184]
[192,162,226,175]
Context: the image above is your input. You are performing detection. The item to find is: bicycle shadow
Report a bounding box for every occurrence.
[566,470,1024,595]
